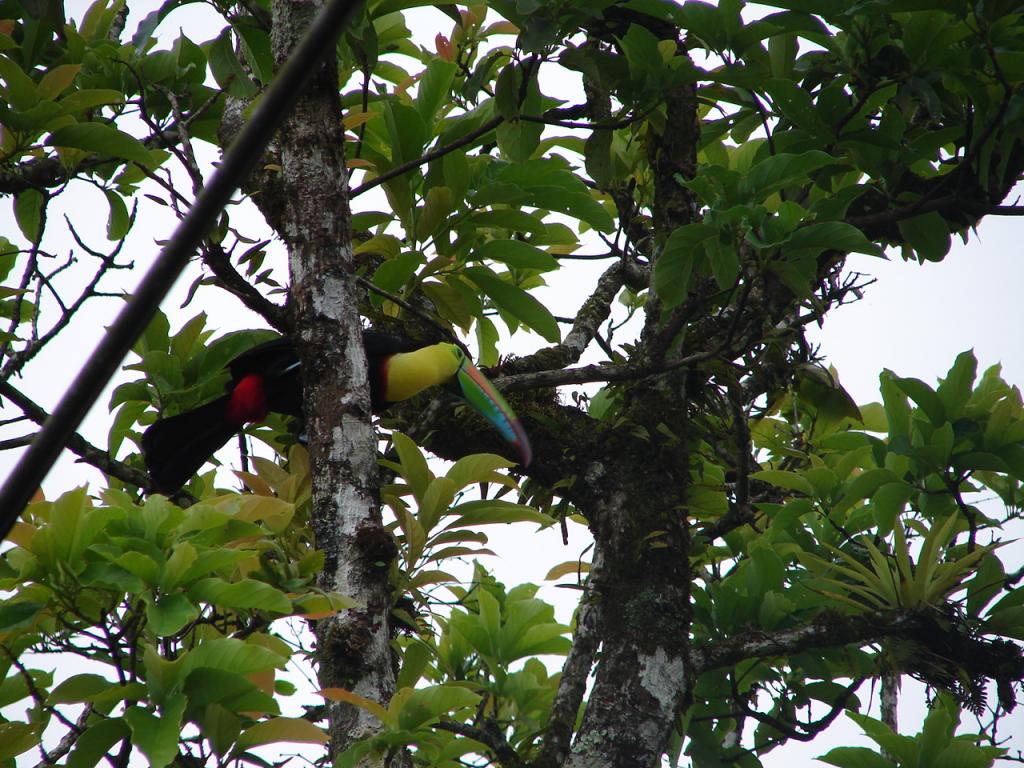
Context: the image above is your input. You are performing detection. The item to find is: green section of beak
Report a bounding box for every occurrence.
[456,360,532,467]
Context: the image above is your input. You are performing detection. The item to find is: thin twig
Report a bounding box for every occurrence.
[350,115,504,197]
[354,275,466,353]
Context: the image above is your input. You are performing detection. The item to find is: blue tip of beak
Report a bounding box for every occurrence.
[456,362,532,467]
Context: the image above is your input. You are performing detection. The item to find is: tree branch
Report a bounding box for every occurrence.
[847,194,1024,233]
[731,672,862,742]
[2,227,132,381]
[0,106,216,196]
[431,721,525,768]
[497,347,719,393]
[201,242,290,331]
[499,262,625,376]
[692,610,924,674]
[535,573,603,768]
[0,381,177,498]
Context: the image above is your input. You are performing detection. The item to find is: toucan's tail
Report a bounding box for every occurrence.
[142,395,239,493]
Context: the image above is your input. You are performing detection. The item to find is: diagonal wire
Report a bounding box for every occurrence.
[0,0,364,538]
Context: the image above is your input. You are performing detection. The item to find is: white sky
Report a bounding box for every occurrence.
[2,0,1023,764]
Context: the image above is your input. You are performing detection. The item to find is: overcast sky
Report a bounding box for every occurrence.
[2,1,1023,763]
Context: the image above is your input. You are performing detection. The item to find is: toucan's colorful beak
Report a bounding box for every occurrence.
[456,360,532,467]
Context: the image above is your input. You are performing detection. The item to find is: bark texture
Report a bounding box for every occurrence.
[270,1,395,761]
[545,43,701,766]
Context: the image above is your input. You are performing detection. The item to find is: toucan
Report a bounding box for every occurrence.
[141,330,531,493]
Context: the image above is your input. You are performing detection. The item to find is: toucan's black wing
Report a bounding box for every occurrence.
[228,337,297,379]
[142,394,238,493]
[361,330,422,358]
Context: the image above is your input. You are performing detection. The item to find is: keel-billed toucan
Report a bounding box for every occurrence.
[142,331,531,493]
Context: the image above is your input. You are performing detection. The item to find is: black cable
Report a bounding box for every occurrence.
[0,0,364,536]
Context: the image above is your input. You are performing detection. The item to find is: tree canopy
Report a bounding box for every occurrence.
[2,1,1024,767]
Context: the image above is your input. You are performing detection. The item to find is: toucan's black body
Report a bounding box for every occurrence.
[142,331,422,493]
[141,330,532,494]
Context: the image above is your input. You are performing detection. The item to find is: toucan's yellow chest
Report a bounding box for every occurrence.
[382,344,462,403]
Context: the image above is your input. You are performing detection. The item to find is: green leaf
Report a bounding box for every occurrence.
[417,477,457,536]
[933,739,1005,768]
[396,641,431,690]
[0,601,42,631]
[0,722,38,761]
[783,221,880,258]
[235,23,273,84]
[421,279,474,331]
[475,313,499,366]
[936,350,977,418]
[653,223,716,306]
[797,364,862,422]
[371,251,423,295]
[37,63,80,99]
[49,123,155,166]
[207,28,257,98]
[817,746,896,768]
[473,239,559,271]
[124,694,186,768]
[584,123,613,188]
[880,371,911,438]
[104,188,130,240]
[66,717,129,768]
[384,101,428,166]
[188,578,293,614]
[197,703,242,757]
[446,453,515,490]
[871,482,914,534]
[14,188,43,241]
[479,160,615,232]
[45,486,110,564]
[898,211,951,262]
[447,499,551,527]
[496,74,543,162]
[764,78,831,137]
[620,22,663,91]
[393,684,481,731]
[184,638,287,676]
[494,62,521,120]
[918,697,955,765]
[707,237,740,289]
[48,674,115,704]
[58,88,124,114]
[966,553,1005,618]
[751,469,814,495]
[416,58,457,124]
[184,667,277,713]
[0,54,38,110]
[467,209,547,235]
[392,432,431,500]
[415,186,454,241]
[233,717,328,752]
[528,187,615,233]
[739,149,834,200]
[892,376,946,426]
[351,210,393,230]
[463,266,560,342]
[145,592,199,636]
[835,469,898,514]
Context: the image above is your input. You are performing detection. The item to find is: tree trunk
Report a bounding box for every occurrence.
[271,1,395,761]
